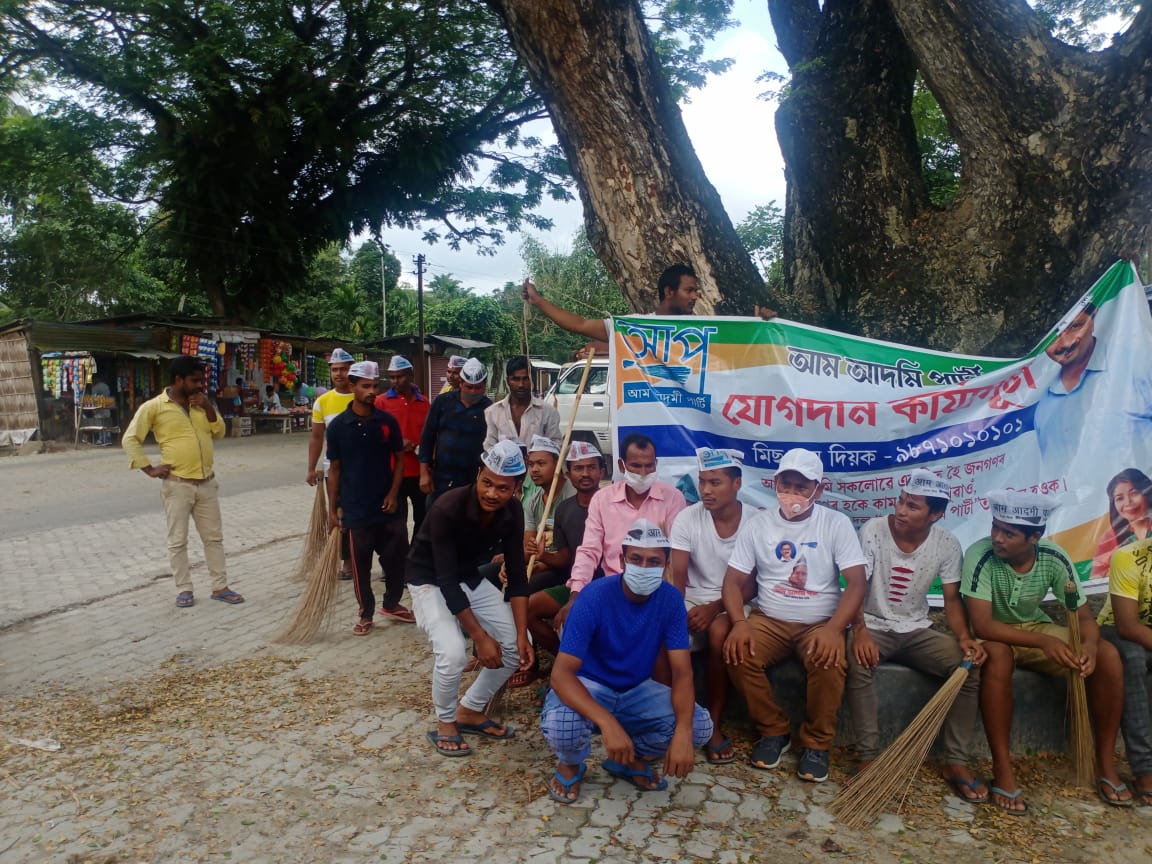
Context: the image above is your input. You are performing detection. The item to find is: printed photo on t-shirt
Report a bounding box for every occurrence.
[772,557,819,599]
[775,540,797,562]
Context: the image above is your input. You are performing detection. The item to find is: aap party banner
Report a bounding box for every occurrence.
[610,260,1152,594]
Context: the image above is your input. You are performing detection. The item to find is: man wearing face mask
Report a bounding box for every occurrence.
[418,357,493,502]
[557,433,687,631]
[541,519,713,804]
[721,448,867,783]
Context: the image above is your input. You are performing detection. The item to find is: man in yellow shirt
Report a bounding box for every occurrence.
[123,355,244,608]
[306,347,356,578]
[1098,537,1152,805]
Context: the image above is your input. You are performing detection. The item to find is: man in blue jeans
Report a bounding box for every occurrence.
[541,519,713,804]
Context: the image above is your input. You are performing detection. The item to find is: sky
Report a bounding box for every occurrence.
[379,0,789,295]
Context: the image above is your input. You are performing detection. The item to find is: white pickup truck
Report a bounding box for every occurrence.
[546,358,613,462]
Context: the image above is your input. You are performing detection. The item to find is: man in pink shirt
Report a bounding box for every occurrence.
[555,433,687,630]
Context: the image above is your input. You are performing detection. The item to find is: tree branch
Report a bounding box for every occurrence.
[766,0,823,67]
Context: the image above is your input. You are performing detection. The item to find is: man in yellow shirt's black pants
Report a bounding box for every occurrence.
[123,355,245,608]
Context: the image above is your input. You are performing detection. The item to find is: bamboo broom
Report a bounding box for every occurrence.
[487,349,597,705]
[273,527,342,644]
[291,479,330,581]
[1064,580,1095,788]
[831,658,975,829]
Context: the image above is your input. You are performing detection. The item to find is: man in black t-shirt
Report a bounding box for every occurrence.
[326,361,414,635]
[407,440,535,757]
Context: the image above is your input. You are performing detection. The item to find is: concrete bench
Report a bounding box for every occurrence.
[706,657,1152,758]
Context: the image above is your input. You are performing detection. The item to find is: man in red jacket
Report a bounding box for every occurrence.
[375,355,432,534]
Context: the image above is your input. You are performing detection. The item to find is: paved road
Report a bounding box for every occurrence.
[0,434,304,540]
[0,435,1148,863]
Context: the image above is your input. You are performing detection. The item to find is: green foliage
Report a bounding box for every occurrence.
[0,98,181,320]
[426,274,473,304]
[509,230,629,362]
[644,0,737,100]
[1033,0,1140,48]
[735,202,785,293]
[911,77,961,207]
[425,295,519,356]
[0,1,563,316]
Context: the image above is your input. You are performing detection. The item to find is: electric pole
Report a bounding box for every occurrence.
[375,239,389,339]
[414,254,427,393]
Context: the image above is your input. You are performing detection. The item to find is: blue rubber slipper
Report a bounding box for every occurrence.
[175,592,194,608]
[426,730,471,757]
[211,589,245,604]
[603,759,668,792]
[548,763,587,805]
[943,774,989,804]
[990,786,1029,816]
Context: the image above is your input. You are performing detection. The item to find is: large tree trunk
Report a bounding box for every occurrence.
[485,0,767,315]
[770,0,1152,353]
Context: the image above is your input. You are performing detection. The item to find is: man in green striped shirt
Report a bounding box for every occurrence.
[961,490,1130,814]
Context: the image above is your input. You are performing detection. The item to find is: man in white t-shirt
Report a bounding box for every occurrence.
[846,469,988,802]
[721,448,866,783]
[669,447,756,765]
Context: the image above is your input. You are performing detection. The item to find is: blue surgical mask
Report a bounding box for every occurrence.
[623,562,665,596]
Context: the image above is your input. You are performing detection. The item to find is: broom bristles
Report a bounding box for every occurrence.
[1065,581,1095,788]
[274,528,342,644]
[831,662,973,828]
[291,481,330,581]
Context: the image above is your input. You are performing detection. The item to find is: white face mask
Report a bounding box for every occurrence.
[622,562,665,595]
[623,471,656,494]
[777,488,817,518]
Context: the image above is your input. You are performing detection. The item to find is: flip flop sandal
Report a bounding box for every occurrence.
[211,589,245,604]
[990,786,1029,816]
[705,738,737,765]
[943,774,989,804]
[426,731,471,757]
[548,763,587,805]
[457,720,516,740]
[352,620,374,636]
[176,592,194,608]
[380,605,416,623]
[1096,776,1134,808]
[507,666,543,689]
[603,759,668,792]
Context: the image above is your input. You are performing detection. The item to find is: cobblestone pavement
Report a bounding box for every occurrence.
[2,441,1151,863]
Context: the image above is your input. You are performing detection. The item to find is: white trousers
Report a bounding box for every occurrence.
[410,580,519,722]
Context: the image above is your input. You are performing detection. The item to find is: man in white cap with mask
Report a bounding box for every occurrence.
[375,354,430,532]
[558,432,686,631]
[846,469,987,801]
[307,346,357,579]
[406,440,534,756]
[721,448,866,783]
[519,440,607,688]
[325,361,414,633]
[962,490,1130,812]
[440,354,466,394]
[669,447,756,765]
[541,518,713,804]
[418,357,492,502]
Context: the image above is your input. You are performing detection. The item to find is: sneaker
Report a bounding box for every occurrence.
[797,748,829,783]
[749,735,791,770]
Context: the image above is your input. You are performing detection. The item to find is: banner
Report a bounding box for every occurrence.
[611,261,1152,594]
